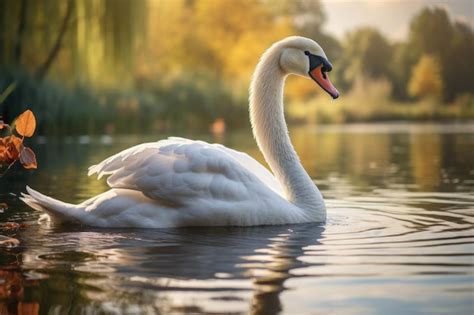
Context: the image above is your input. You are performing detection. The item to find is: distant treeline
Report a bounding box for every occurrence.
[0,0,473,135]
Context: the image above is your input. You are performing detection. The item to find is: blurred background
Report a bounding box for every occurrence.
[1,4,473,312]
[0,0,473,135]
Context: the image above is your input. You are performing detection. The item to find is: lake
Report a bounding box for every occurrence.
[0,123,473,314]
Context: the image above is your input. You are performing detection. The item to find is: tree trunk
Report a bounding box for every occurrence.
[35,0,74,80]
[13,0,28,64]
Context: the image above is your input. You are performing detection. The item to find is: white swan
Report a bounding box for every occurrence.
[21,36,339,228]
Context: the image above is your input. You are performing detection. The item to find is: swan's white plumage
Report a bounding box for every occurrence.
[22,137,307,228]
[21,36,330,228]
[88,137,284,199]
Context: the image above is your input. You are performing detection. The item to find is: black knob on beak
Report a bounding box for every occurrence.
[305,51,332,73]
[321,58,333,72]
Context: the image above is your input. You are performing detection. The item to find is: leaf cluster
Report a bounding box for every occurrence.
[0,110,37,171]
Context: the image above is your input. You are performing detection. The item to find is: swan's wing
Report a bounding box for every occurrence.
[87,137,284,206]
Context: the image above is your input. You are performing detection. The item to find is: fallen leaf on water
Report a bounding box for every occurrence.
[14,110,36,137]
[19,147,37,169]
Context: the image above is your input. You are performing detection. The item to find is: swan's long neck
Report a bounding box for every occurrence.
[249,47,325,221]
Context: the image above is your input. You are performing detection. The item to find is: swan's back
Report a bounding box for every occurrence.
[88,137,284,201]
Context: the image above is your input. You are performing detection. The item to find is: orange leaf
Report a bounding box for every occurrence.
[7,135,23,151]
[19,147,37,169]
[0,146,8,164]
[0,135,23,163]
[15,110,36,137]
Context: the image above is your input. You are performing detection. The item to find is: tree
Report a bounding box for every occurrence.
[407,7,474,101]
[408,55,443,99]
[269,0,326,37]
[13,0,28,64]
[389,43,418,100]
[408,7,453,62]
[143,0,294,82]
[266,0,341,59]
[35,0,73,80]
[340,27,392,87]
[444,22,474,100]
[1,0,147,86]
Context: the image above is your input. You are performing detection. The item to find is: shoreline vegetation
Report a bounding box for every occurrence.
[1,68,472,136]
[288,79,474,125]
[0,1,473,135]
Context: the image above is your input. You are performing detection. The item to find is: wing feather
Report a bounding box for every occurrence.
[88,138,283,206]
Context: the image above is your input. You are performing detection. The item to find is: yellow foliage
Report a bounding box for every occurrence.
[140,0,196,76]
[408,55,443,98]
[140,0,294,82]
[225,21,293,80]
[285,76,322,102]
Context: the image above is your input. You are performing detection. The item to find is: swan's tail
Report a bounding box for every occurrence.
[21,186,81,223]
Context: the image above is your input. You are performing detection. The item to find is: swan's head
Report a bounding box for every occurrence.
[279,36,339,99]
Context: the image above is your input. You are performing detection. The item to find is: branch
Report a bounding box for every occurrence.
[13,0,28,64]
[35,0,74,80]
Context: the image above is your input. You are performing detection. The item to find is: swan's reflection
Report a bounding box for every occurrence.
[247,224,324,314]
[14,223,324,313]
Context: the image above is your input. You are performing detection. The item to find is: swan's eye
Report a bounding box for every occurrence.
[304,51,310,56]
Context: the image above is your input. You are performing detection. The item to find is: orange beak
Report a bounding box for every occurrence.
[309,65,339,99]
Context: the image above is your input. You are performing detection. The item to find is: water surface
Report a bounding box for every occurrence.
[0,123,473,314]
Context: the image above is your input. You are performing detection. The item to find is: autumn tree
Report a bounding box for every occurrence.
[408,55,443,99]
[267,0,340,59]
[142,0,293,82]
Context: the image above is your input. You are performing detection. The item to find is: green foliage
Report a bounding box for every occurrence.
[408,7,453,59]
[0,68,247,135]
[267,0,341,60]
[139,74,248,131]
[407,7,474,101]
[389,43,418,100]
[338,27,392,89]
[269,0,327,33]
[444,22,474,101]
[0,67,103,135]
[0,0,147,87]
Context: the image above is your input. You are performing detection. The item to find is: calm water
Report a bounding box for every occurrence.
[0,123,473,315]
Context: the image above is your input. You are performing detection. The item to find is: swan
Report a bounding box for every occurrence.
[21,36,339,228]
